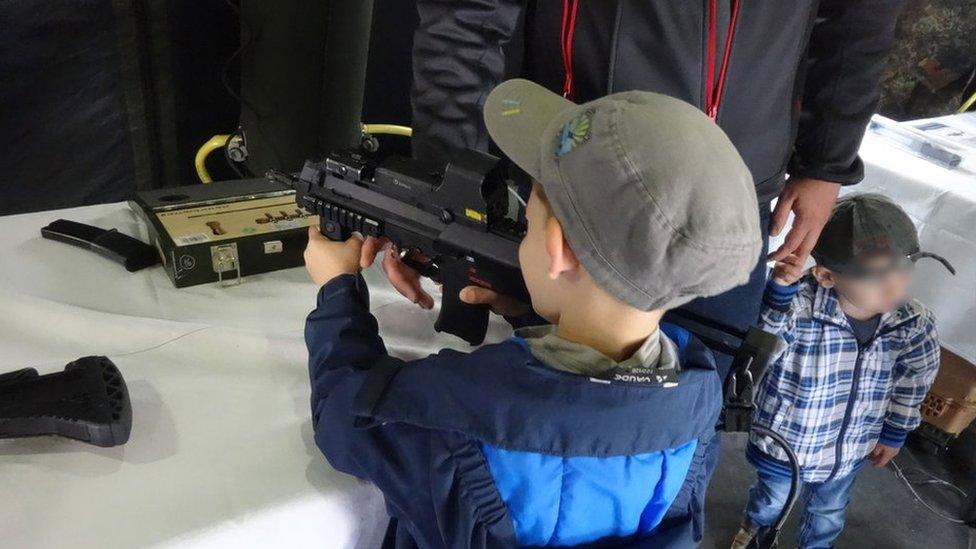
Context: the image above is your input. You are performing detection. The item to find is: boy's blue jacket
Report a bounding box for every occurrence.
[307,274,723,547]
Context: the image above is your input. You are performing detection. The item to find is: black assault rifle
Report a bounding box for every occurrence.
[269,148,530,345]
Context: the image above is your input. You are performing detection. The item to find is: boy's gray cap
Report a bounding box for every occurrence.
[812,193,956,276]
[484,79,761,311]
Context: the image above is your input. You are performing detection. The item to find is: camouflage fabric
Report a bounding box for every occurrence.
[878,0,976,120]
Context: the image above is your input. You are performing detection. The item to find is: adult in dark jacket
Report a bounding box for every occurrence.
[375,0,904,380]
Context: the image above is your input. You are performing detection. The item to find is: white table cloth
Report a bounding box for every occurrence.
[0,202,512,548]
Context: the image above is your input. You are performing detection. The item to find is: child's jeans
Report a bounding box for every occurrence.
[744,466,860,549]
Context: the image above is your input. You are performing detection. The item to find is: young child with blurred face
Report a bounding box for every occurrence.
[731,193,955,549]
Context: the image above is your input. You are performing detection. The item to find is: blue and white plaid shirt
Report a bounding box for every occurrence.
[748,275,940,482]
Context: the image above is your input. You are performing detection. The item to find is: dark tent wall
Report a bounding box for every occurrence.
[0,0,472,217]
[5,1,968,217]
[168,1,243,187]
[239,0,373,174]
[0,1,240,216]
[0,0,376,216]
[0,1,141,215]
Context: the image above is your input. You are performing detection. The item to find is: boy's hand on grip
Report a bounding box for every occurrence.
[305,226,364,286]
[770,254,804,286]
[459,286,531,318]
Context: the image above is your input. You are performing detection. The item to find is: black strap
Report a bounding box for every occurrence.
[351,356,404,428]
[40,219,160,272]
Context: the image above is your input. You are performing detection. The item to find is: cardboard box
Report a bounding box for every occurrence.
[929,348,976,402]
[920,392,976,435]
[920,348,976,436]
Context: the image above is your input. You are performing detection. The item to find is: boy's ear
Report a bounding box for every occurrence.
[811,265,835,288]
[544,215,580,279]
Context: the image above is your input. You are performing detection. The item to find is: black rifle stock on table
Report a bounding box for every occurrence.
[0,356,132,447]
[269,148,530,345]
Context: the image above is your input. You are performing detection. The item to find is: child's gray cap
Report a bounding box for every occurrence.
[484,79,761,311]
[812,193,956,276]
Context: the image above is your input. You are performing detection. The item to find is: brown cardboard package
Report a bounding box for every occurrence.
[920,348,976,436]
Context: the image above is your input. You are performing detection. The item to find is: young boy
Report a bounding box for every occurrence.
[732,194,955,549]
[303,78,763,547]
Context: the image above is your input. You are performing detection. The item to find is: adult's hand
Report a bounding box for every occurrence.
[360,236,434,309]
[768,177,840,262]
[360,236,532,317]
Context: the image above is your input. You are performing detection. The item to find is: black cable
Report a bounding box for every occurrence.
[220,0,285,171]
[890,459,967,524]
[751,425,801,534]
[221,0,258,116]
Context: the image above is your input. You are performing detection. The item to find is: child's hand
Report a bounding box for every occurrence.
[304,226,364,286]
[770,253,804,286]
[459,286,532,318]
[868,442,900,468]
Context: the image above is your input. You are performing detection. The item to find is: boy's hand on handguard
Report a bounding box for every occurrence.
[459,286,532,318]
[359,236,435,309]
[868,442,900,468]
[770,253,804,286]
[304,226,364,286]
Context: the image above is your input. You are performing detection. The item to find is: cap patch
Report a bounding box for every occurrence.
[500,99,521,116]
[853,234,892,254]
[555,109,594,158]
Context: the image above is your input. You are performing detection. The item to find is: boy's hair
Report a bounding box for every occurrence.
[484,79,762,311]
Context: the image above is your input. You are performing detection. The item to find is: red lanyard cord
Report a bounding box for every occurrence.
[561,0,739,114]
[561,0,581,98]
[705,0,741,119]
[705,0,719,113]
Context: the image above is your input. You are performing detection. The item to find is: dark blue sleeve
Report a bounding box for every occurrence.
[304,274,440,529]
[306,273,390,410]
[411,0,525,164]
[788,0,904,184]
[762,278,799,312]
